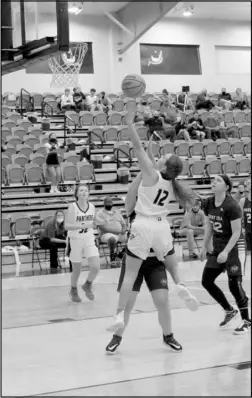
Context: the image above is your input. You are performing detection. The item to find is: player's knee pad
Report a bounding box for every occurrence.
[228,276,248,308]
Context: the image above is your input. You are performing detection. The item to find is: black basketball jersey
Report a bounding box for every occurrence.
[203,195,242,244]
[243,197,251,234]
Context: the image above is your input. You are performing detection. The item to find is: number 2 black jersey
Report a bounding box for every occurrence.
[134,171,174,216]
[203,195,242,245]
[243,197,251,234]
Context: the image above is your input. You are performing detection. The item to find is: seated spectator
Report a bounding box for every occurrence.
[39,210,68,273]
[145,111,176,142]
[99,91,112,113]
[177,92,194,111]
[176,199,212,259]
[135,99,152,122]
[233,181,246,203]
[160,99,178,123]
[196,89,216,111]
[60,88,75,111]
[96,197,127,266]
[45,133,64,193]
[233,88,248,110]
[159,88,174,105]
[186,111,206,141]
[218,87,232,110]
[86,88,103,112]
[203,111,222,141]
[73,87,86,112]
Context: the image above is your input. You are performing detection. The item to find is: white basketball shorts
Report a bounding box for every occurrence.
[69,233,99,263]
[127,214,173,260]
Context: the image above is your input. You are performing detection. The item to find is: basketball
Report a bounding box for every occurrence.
[121,74,146,98]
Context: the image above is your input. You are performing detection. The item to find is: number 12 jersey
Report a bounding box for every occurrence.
[135,171,174,217]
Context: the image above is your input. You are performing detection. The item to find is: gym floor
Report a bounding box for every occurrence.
[2,259,251,396]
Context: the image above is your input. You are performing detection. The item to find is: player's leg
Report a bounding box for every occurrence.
[154,221,199,311]
[201,257,238,327]
[109,219,150,331]
[69,239,83,302]
[106,255,142,353]
[226,254,251,334]
[146,262,182,351]
[81,239,100,300]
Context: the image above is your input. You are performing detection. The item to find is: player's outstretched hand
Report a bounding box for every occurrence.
[199,248,206,261]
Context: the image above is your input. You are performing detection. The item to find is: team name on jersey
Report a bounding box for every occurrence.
[244,208,250,213]
[209,214,222,222]
[76,215,94,222]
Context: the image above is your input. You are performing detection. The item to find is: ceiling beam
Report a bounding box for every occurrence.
[115,2,178,55]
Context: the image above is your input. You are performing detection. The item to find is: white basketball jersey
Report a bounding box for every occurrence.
[68,201,95,239]
[135,171,174,216]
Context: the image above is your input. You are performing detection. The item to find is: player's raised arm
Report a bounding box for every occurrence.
[126,102,158,184]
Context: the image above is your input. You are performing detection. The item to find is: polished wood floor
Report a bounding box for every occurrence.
[2,259,251,396]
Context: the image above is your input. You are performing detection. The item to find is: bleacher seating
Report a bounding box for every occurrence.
[1,89,251,273]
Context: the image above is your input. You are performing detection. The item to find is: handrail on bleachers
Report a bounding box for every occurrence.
[20,88,34,116]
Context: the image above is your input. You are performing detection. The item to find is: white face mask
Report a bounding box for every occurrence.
[57,218,64,224]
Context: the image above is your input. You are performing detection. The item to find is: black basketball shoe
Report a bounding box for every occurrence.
[106,334,122,355]
[219,309,239,328]
[163,334,182,352]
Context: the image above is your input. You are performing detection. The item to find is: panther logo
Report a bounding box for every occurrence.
[160,279,167,286]
[230,265,239,273]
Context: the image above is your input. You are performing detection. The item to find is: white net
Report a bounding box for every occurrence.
[48,43,88,88]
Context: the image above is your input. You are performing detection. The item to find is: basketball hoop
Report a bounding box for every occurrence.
[48,42,88,88]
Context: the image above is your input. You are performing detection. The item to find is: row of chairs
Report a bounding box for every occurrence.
[114,138,251,160]
[2,162,95,186]
[2,151,85,168]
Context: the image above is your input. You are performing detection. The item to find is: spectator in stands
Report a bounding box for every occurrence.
[177,92,194,111]
[45,133,63,193]
[186,111,206,141]
[196,89,215,111]
[145,111,176,142]
[135,99,152,122]
[39,210,67,273]
[233,88,248,110]
[176,198,212,259]
[159,89,174,105]
[73,87,86,112]
[203,111,222,141]
[233,181,247,203]
[60,88,75,111]
[218,88,232,110]
[86,88,102,112]
[99,91,112,113]
[96,197,127,266]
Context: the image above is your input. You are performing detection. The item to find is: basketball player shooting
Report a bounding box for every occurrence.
[109,101,199,332]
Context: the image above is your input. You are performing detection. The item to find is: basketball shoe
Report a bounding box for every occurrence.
[163,334,182,352]
[69,287,81,303]
[106,334,122,354]
[219,308,239,328]
[233,320,251,335]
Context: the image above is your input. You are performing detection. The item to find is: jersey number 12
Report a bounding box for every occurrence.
[153,189,169,207]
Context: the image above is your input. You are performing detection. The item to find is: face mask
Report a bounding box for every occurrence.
[192,208,199,213]
[154,116,159,119]
[222,92,226,95]
[105,205,112,211]
[142,102,147,106]
[57,218,64,224]
[50,138,57,144]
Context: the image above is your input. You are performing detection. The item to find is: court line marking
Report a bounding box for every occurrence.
[2,301,218,330]
[190,286,251,300]
[34,360,251,397]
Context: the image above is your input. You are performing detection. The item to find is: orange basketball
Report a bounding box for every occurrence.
[121,74,146,98]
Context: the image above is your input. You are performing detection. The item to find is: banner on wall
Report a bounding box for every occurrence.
[140,44,202,75]
[26,42,94,74]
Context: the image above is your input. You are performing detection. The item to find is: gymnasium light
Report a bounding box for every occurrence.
[183,7,194,17]
[68,3,81,14]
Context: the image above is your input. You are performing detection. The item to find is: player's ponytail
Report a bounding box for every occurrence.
[162,154,197,209]
[171,179,196,209]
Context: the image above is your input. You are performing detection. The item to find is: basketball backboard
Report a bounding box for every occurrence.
[1,1,69,75]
